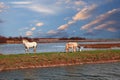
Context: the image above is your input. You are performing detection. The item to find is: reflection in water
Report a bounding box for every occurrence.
[0,62,120,80]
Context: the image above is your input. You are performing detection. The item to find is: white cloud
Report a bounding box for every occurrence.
[10,1,60,14]
[68,20,76,25]
[10,1,32,5]
[0,2,5,8]
[27,4,55,14]
[0,2,8,13]
[57,24,68,30]
[36,22,44,27]
[74,1,85,6]
[47,30,57,34]
[31,27,36,31]
[26,31,33,36]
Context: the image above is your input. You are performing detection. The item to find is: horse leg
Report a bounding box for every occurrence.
[65,47,69,53]
[73,47,75,52]
[26,47,29,54]
[33,47,36,53]
[73,46,76,52]
[25,48,28,54]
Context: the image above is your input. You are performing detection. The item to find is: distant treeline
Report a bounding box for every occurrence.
[0,35,86,43]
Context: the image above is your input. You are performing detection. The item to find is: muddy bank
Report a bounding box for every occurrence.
[0,59,120,72]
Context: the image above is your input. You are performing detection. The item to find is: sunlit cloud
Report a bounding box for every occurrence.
[94,21,116,30]
[57,4,97,31]
[107,27,117,32]
[57,24,68,30]
[31,27,36,31]
[74,1,86,6]
[73,4,97,21]
[68,20,76,25]
[36,22,44,27]
[81,8,120,30]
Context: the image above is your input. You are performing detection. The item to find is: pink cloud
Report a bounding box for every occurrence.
[58,4,97,31]
[81,9,120,30]
[73,4,97,21]
[107,27,117,32]
[94,21,116,30]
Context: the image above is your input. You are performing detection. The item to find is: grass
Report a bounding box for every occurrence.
[0,49,120,71]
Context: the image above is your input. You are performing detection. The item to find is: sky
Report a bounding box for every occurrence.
[0,0,120,39]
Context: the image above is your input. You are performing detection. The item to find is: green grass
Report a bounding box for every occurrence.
[0,49,120,71]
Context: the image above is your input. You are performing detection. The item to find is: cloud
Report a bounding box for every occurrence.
[107,27,117,32]
[73,4,97,21]
[27,4,55,14]
[47,30,57,35]
[57,4,97,31]
[0,2,8,13]
[0,2,4,9]
[81,8,120,30]
[46,30,68,38]
[74,1,86,6]
[31,27,36,31]
[10,1,59,14]
[26,31,33,36]
[18,27,29,31]
[10,1,32,5]
[57,24,69,30]
[94,21,116,30]
[36,22,44,27]
[0,2,8,24]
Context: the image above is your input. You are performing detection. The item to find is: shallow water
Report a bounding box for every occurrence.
[0,62,120,80]
[0,42,120,54]
[0,43,66,54]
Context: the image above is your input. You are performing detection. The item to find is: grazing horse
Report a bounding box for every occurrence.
[22,39,37,53]
[65,42,78,53]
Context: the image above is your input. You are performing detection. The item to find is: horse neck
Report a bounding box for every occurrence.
[23,40,29,44]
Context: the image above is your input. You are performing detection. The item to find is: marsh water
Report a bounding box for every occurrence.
[0,62,120,80]
[0,43,66,54]
[0,42,120,54]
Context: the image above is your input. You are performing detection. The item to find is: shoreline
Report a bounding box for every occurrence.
[0,50,120,72]
[0,59,120,72]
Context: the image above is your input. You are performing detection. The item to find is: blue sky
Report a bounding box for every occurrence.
[0,0,120,39]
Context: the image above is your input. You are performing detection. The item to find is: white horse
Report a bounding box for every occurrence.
[22,39,37,53]
[65,42,78,53]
